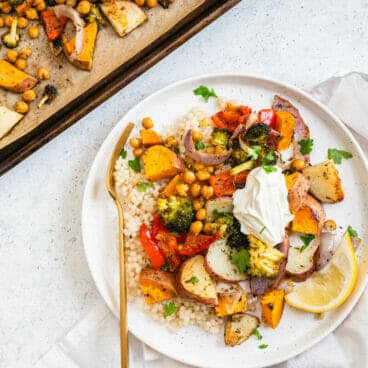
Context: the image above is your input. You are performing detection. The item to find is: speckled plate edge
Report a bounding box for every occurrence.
[82,73,368,368]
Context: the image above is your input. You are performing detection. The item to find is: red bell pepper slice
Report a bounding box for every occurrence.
[178,233,219,256]
[211,105,252,132]
[233,170,249,185]
[139,224,166,270]
[151,213,165,239]
[41,10,68,41]
[258,109,276,129]
[155,229,181,272]
[209,171,236,197]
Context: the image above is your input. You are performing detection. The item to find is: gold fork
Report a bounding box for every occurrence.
[106,122,135,368]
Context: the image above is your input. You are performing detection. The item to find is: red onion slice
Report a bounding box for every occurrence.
[184,129,231,165]
[54,5,85,61]
[315,231,335,271]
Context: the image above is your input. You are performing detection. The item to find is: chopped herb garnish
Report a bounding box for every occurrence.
[128,158,141,172]
[213,209,232,220]
[163,302,176,318]
[195,141,205,150]
[193,85,218,102]
[253,329,263,340]
[137,181,154,192]
[174,147,180,154]
[259,226,266,234]
[120,148,127,159]
[262,165,277,173]
[328,148,353,164]
[247,145,262,160]
[347,225,358,238]
[231,249,250,273]
[300,234,315,252]
[161,264,170,272]
[258,344,268,349]
[298,138,314,155]
[185,276,199,284]
[261,152,277,174]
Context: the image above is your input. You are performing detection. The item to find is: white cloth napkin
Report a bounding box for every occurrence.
[34,72,368,368]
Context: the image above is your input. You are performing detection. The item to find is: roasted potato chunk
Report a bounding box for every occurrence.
[224,313,260,346]
[215,283,247,317]
[303,160,344,203]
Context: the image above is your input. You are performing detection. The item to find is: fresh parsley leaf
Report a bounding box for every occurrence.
[259,226,266,234]
[347,225,358,238]
[128,158,141,172]
[328,148,353,164]
[163,302,176,318]
[185,276,199,284]
[253,329,263,340]
[174,147,180,154]
[137,181,154,192]
[193,85,218,102]
[300,234,315,252]
[120,148,127,159]
[261,152,277,174]
[262,165,277,173]
[213,209,232,220]
[298,138,314,155]
[195,141,205,150]
[161,264,170,272]
[247,146,262,160]
[258,344,268,349]
[231,249,250,273]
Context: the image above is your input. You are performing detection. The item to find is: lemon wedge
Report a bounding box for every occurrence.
[285,233,358,313]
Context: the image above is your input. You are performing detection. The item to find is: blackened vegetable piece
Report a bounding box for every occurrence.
[243,123,271,147]
[231,147,248,165]
[37,85,58,108]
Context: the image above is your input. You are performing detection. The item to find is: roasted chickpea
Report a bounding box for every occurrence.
[36,1,46,11]
[165,135,178,148]
[190,183,201,198]
[176,183,189,197]
[206,165,214,174]
[190,221,203,234]
[14,101,29,114]
[19,47,32,59]
[146,0,158,7]
[6,50,18,63]
[291,158,305,172]
[129,137,142,148]
[183,170,196,184]
[15,58,27,71]
[196,208,206,221]
[135,0,145,5]
[142,117,154,129]
[28,25,40,38]
[26,8,39,20]
[192,130,203,142]
[77,0,91,14]
[1,3,12,14]
[0,18,4,28]
[37,67,50,80]
[192,162,205,171]
[133,148,143,157]
[65,0,76,6]
[196,170,210,181]
[323,219,337,232]
[192,199,203,211]
[201,185,214,199]
[17,17,29,29]
[4,15,13,27]
[22,89,37,102]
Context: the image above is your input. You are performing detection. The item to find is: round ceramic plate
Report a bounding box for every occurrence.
[82,74,368,368]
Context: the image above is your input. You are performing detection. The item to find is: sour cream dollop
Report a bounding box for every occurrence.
[233,167,294,246]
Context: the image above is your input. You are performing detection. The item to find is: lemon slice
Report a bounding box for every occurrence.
[285,233,358,313]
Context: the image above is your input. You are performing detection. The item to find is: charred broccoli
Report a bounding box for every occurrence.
[242,123,270,147]
[1,18,19,49]
[38,85,58,108]
[231,147,248,165]
[210,128,230,149]
[157,196,194,233]
[87,4,105,24]
[247,234,285,278]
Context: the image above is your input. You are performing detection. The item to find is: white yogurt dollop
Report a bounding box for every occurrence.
[233,166,294,246]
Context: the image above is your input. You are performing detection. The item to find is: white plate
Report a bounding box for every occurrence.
[82,74,368,368]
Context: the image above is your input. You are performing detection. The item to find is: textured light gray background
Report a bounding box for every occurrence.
[1,1,368,367]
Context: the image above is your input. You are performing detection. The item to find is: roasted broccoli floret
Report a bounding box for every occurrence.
[231,147,248,165]
[87,4,105,24]
[1,18,19,49]
[247,234,285,278]
[38,85,58,108]
[210,128,230,149]
[242,123,270,147]
[157,196,194,233]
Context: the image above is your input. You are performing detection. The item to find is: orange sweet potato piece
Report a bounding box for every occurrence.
[285,172,310,214]
[0,60,37,93]
[161,174,181,197]
[291,194,325,235]
[274,110,295,151]
[261,289,285,329]
[142,145,185,181]
[140,129,163,146]
[215,284,247,317]
[139,268,177,304]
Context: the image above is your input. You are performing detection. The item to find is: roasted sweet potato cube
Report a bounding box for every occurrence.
[140,129,163,146]
[274,110,295,151]
[261,289,285,329]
